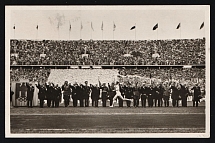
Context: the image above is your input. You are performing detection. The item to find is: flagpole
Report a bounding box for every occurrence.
[180,24,181,39]
[135,23,136,40]
[14,27,15,39]
[113,21,114,40]
[157,29,158,40]
[13,24,15,39]
[102,30,103,40]
[36,23,38,40]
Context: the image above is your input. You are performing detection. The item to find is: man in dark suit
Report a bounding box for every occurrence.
[45,82,54,107]
[79,84,85,107]
[108,83,116,107]
[84,81,90,107]
[140,83,148,108]
[91,84,100,107]
[71,82,78,107]
[170,82,179,107]
[191,84,201,107]
[36,83,46,108]
[148,84,154,107]
[133,82,140,108]
[26,82,34,108]
[180,84,189,107]
[54,84,61,107]
[124,83,133,107]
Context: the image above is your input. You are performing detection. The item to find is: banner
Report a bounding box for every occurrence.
[11,82,39,107]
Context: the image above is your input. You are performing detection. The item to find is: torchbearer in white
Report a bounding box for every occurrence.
[110,81,132,107]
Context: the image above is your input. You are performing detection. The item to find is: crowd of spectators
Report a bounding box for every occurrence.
[10,68,50,82]
[118,68,205,89]
[10,38,205,65]
[10,67,205,90]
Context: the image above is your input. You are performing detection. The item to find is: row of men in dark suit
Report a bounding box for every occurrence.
[36,83,61,108]
[34,81,202,108]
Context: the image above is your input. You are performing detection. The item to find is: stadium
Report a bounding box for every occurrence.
[6,6,209,137]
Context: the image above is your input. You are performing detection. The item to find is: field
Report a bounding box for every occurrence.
[10,101,205,134]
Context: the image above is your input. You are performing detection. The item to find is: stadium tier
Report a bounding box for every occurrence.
[10,67,205,89]
[10,38,205,65]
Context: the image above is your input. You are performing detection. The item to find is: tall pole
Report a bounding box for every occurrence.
[102,30,103,40]
[180,24,181,39]
[157,28,158,40]
[13,24,15,39]
[36,23,38,40]
[135,23,136,40]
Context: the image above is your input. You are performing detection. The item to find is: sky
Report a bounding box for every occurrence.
[7,6,208,40]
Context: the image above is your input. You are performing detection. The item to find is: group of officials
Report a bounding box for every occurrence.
[30,80,202,108]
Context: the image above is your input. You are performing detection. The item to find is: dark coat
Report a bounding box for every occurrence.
[140,86,148,99]
[170,86,179,100]
[26,83,34,100]
[36,84,46,100]
[191,86,201,101]
[91,86,100,100]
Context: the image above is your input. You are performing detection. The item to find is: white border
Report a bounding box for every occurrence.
[5,5,210,138]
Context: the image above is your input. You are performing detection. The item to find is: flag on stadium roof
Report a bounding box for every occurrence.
[81,21,83,30]
[176,23,180,29]
[130,26,136,30]
[101,21,103,31]
[113,22,116,31]
[91,22,94,31]
[13,25,15,30]
[153,23,158,30]
[36,25,38,30]
[200,22,204,29]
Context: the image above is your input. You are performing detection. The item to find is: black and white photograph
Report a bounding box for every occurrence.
[5,5,210,138]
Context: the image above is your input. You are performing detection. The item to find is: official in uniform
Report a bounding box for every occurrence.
[62,81,71,107]
[100,83,108,107]
[125,83,133,107]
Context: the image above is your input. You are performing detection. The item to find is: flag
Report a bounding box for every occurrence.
[81,22,83,30]
[176,23,180,29]
[36,25,38,30]
[153,23,158,30]
[200,22,204,29]
[113,22,116,31]
[13,25,15,30]
[69,21,71,31]
[11,82,39,107]
[91,22,94,31]
[101,21,103,31]
[130,26,135,30]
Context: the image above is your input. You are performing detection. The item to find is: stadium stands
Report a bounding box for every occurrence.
[10,38,205,65]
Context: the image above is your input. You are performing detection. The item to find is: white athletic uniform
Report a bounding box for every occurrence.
[112,84,124,101]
